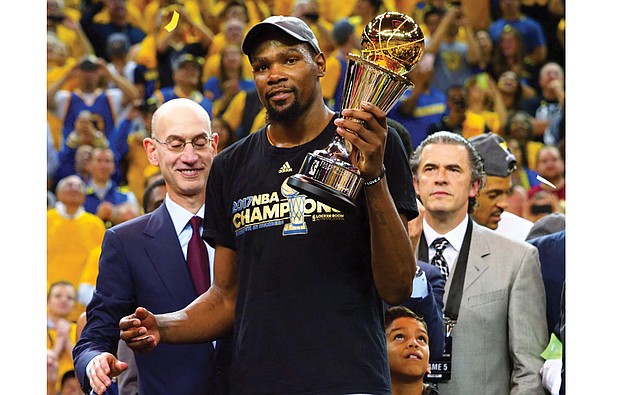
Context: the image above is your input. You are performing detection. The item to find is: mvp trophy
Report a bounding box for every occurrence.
[287,12,425,211]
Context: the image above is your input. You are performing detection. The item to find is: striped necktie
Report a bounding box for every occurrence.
[431,237,450,279]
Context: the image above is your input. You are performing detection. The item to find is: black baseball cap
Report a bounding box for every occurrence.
[79,54,99,71]
[241,15,321,56]
[107,33,130,57]
[136,97,159,114]
[171,53,204,72]
[469,133,517,177]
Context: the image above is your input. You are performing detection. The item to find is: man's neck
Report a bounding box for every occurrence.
[503,11,521,21]
[544,174,564,188]
[168,193,206,215]
[78,86,98,95]
[392,379,425,395]
[64,204,80,216]
[92,178,109,189]
[112,59,126,72]
[542,88,558,101]
[174,85,197,98]
[425,210,468,235]
[56,201,83,218]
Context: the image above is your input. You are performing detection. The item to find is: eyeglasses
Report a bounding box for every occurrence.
[153,134,214,152]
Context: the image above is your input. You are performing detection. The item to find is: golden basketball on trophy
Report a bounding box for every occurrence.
[287,12,425,210]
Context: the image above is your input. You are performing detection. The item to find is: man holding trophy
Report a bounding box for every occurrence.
[119,13,424,394]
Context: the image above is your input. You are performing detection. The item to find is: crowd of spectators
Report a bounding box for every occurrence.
[45,0,565,394]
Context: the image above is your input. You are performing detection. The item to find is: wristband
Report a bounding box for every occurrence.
[364,165,386,187]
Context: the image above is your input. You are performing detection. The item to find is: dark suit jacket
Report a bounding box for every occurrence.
[400,261,446,360]
[73,202,217,395]
[528,230,565,336]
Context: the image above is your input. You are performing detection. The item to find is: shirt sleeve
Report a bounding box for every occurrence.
[384,126,418,220]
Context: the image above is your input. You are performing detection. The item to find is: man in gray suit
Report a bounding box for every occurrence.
[410,131,548,394]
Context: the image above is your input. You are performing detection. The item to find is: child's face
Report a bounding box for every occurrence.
[386,317,431,380]
[47,284,76,317]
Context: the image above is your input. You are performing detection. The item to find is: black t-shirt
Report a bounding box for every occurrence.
[204,115,417,394]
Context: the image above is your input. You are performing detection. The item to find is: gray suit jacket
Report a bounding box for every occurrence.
[428,222,548,395]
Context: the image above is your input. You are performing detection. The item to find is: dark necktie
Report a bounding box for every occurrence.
[187,216,210,295]
[431,237,450,279]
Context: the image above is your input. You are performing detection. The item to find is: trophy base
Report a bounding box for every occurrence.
[287,174,359,212]
[287,152,364,211]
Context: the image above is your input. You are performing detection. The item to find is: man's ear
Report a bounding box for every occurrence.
[315,52,327,78]
[469,178,482,198]
[143,138,160,166]
[211,132,220,155]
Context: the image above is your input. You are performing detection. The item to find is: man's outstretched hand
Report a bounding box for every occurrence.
[119,307,160,353]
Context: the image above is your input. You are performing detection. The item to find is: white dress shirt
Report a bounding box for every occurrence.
[422,215,469,276]
[495,211,534,241]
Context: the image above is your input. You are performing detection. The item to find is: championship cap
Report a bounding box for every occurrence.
[241,15,321,56]
[469,133,517,177]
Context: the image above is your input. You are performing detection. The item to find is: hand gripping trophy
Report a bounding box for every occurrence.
[287,12,425,210]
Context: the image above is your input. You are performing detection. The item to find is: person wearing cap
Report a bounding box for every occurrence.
[469,132,534,241]
[47,53,140,144]
[151,53,214,116]
[105,32,140,122]
[410,130,547,395]
[120,15,419,394]
[105,33,138,91]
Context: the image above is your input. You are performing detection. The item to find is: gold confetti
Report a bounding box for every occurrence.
[164,10,180,32]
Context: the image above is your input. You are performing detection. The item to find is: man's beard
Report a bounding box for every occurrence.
[265,88,313,124]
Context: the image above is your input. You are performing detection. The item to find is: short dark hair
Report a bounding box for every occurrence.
[60,370,77,388]
[424,6,446,24]
[332,18,355,46]
[47,280,74,300]
[385,306,427,331]
[368,0,385,12]
[142,176,166,213]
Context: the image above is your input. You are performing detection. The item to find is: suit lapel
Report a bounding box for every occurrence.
[143,203,198,305]
[462,223,490,293]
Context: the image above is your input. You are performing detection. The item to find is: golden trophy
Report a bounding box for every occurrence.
[287,12,425,211]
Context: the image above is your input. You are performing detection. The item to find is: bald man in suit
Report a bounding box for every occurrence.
[73,99,225,395]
